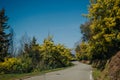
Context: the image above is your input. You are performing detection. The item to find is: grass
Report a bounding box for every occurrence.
[0,72,42,80]
[92,68,101,80]
[92,68,110,80]
[0,64,74,80]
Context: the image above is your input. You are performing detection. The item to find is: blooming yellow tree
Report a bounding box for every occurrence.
[76,0,120,69]
[88,0,120,60]
[39,36,72,69]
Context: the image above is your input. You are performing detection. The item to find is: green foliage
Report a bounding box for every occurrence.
[0,34,73,74]
[80,21,92,41]
[17,36,72,73]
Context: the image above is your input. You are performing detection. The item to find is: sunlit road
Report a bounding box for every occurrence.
[24,61,93,80]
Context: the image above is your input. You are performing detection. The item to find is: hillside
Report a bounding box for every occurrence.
[100,51,120,80]
[108,51,120,80]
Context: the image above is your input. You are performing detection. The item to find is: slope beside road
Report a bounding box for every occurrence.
[24,61,93,80]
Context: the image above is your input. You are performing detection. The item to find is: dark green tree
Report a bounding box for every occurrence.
[0,9,11,62]
[80,21,92,41]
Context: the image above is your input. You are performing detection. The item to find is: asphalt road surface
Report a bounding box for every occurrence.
[24,61,93,80]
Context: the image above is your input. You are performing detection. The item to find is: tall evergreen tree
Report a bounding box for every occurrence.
[0,9,11,62]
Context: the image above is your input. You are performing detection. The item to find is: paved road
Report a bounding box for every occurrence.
[24,61,93,80]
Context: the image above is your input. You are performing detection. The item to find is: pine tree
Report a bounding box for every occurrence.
[0,9,10,62]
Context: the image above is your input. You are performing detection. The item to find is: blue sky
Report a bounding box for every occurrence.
[0,0,89,48]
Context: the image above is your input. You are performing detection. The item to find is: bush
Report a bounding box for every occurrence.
[0,57,33,74]
[0,58,21,73]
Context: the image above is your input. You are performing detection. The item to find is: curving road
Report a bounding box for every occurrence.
[24,61,93,80]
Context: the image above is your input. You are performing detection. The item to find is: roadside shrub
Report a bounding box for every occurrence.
[0,57,32,74]
[0,58,20,73]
